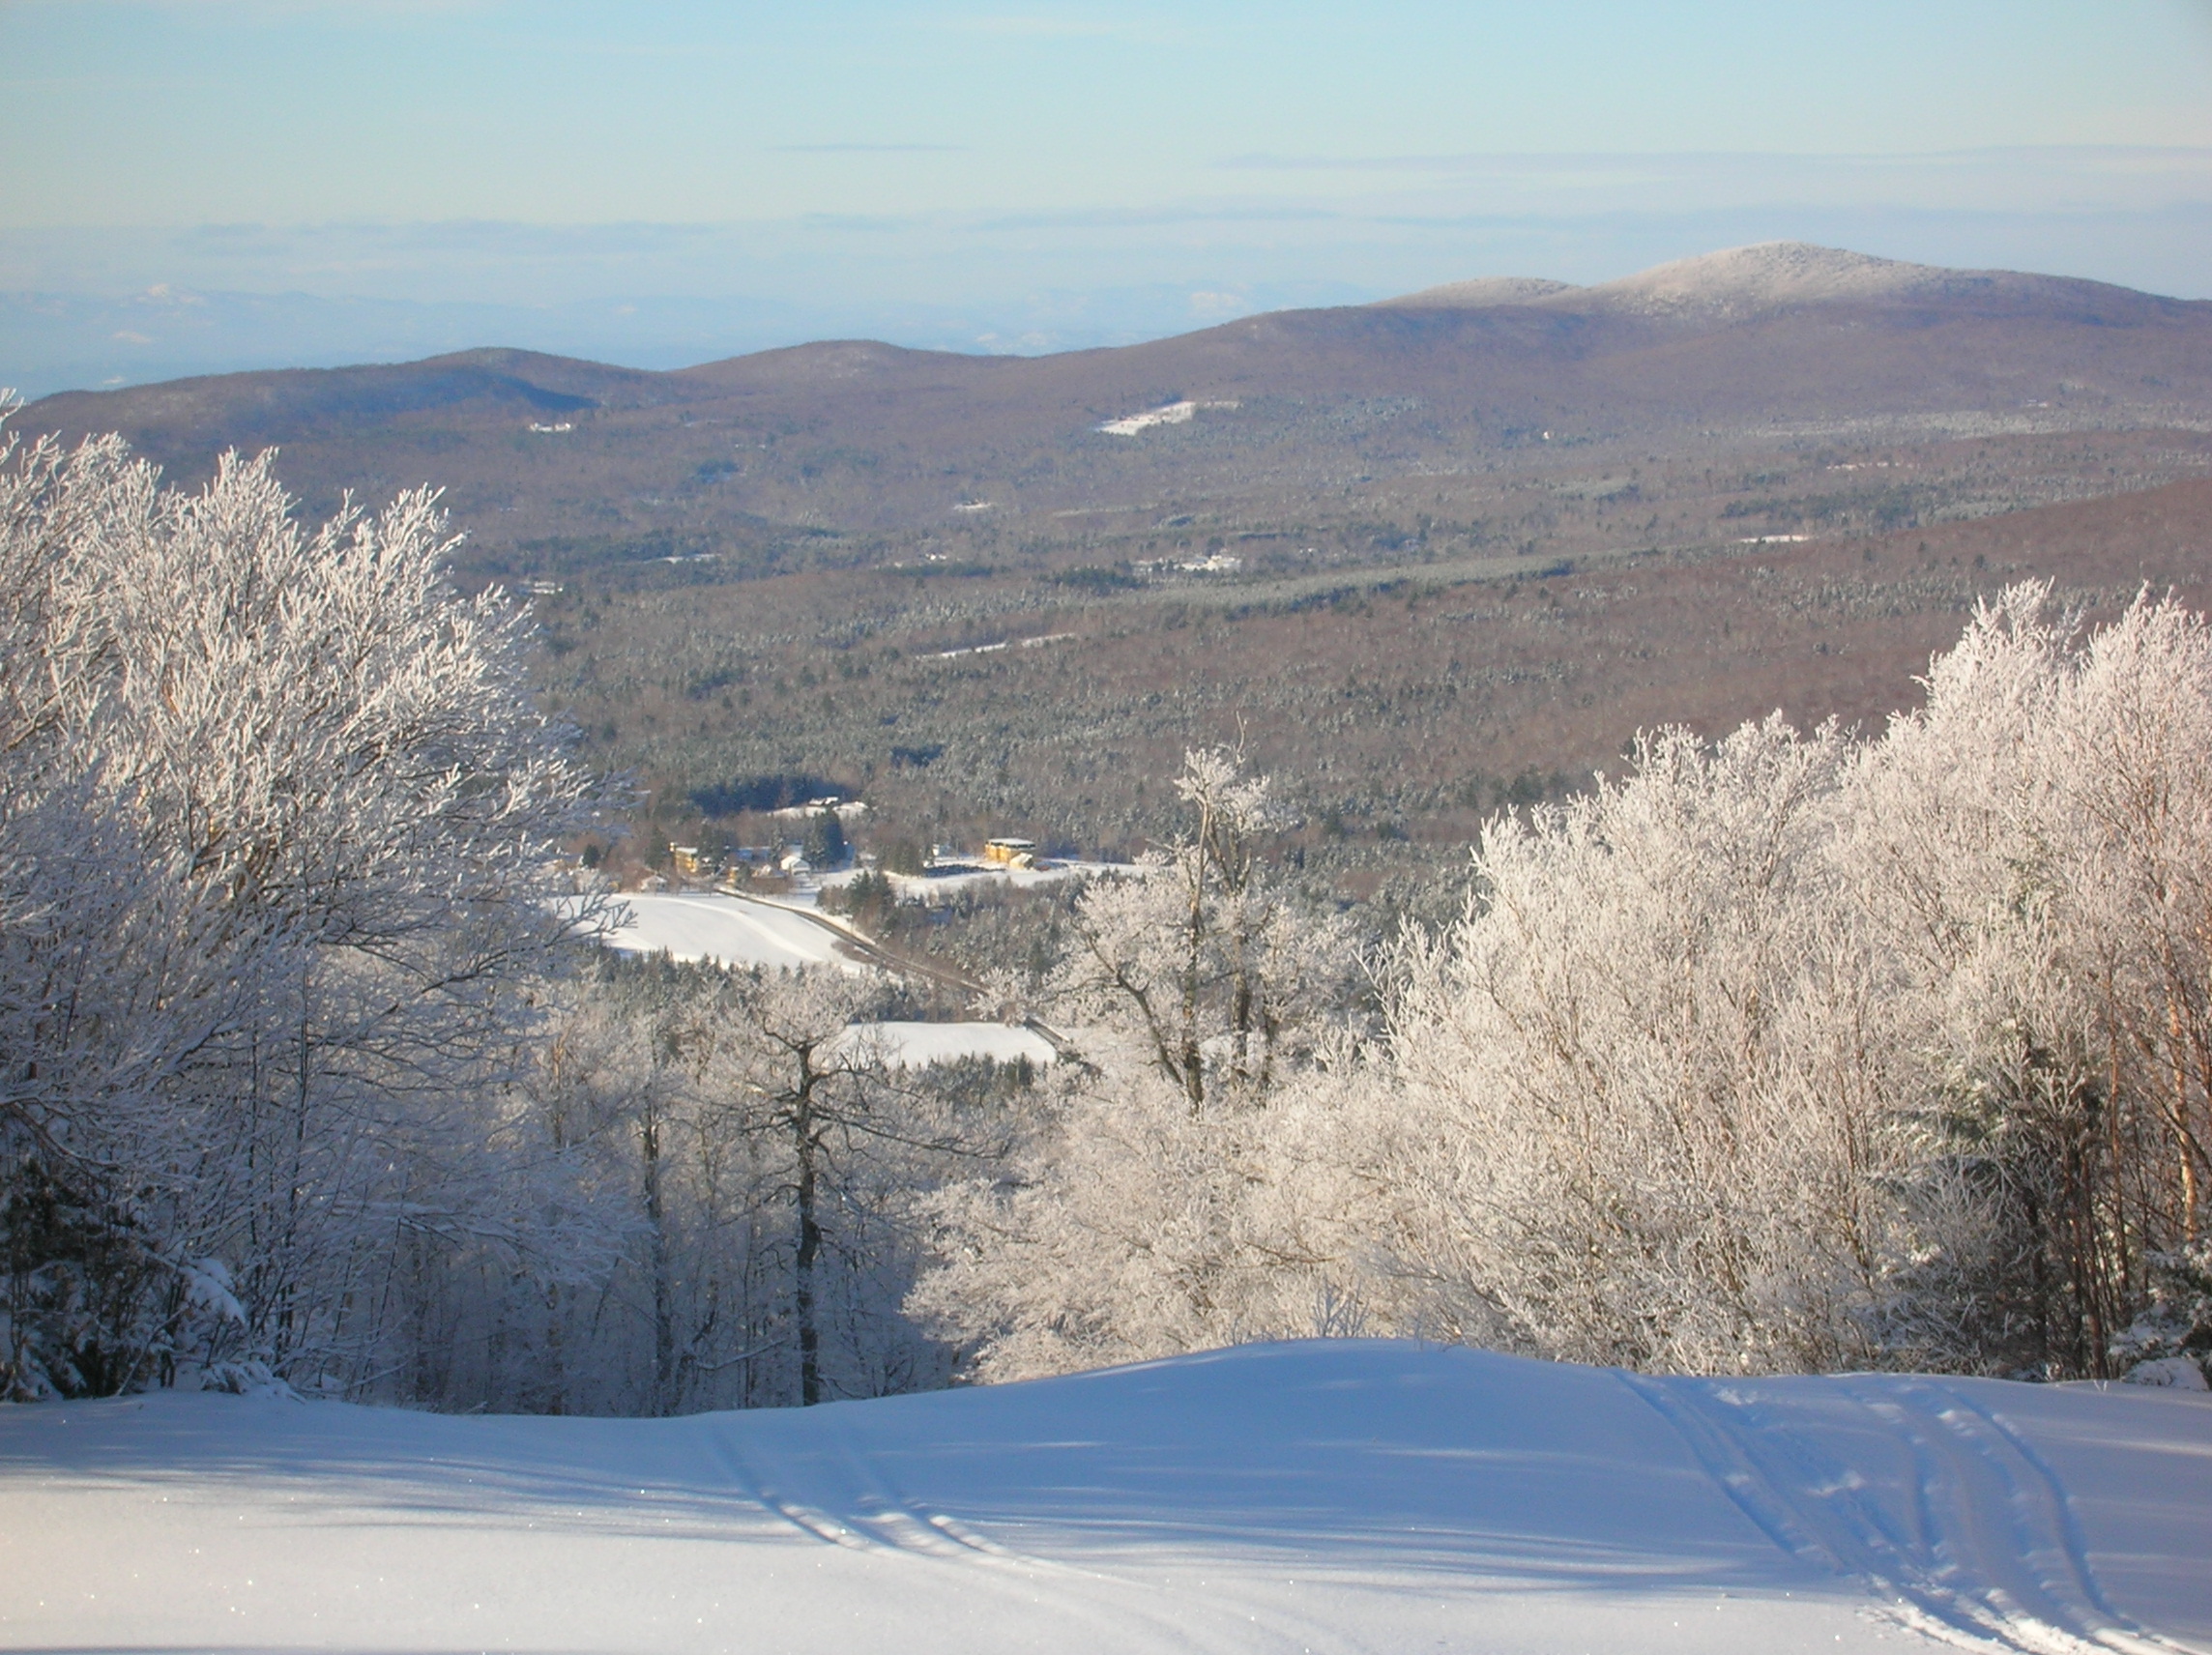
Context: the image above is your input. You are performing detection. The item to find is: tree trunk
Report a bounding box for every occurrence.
[643,1101,675,1415]
[794,1080,821,1407]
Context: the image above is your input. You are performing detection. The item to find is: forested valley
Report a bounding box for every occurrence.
[4,419,2209,1411]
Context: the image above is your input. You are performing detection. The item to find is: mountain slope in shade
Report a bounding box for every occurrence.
[1375,274,1581,308]
[37,348,667,436]
[1,1342,2205,1655]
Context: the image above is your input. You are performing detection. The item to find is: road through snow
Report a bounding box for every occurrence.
[1,1342,2205,1655]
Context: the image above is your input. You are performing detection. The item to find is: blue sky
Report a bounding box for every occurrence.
[6,2,2212,390]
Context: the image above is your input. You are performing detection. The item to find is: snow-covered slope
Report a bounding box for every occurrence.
[593,891,869,973]
[1377,275,1580,308]
[886,857,1131,905]
[2,1342,2205,1655]
[1565,242,1967,318]
[1375,242,2172,326]
[835,1020,1061,1068]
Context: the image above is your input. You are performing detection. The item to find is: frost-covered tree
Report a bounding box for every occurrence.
[1384,715,1927,1372]
[1382,583,2212,1379]
[1037,747,1355,1109]
[1840,584,2212,1375]
[671,965,947,1408]
[0,423,598,1399]
[920,589,2212,1385]
[907,1054,1387,1381]
[419,956,1015,1416]
[911,748,1374,1379]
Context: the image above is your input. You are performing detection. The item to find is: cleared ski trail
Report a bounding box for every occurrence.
[1,1342,2205,1655]
[1621,1369,2208,1653]
[590,891,869,973]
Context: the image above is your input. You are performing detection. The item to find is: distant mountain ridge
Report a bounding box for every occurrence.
[1378,241,2194,324]
[18,242,2211,878]
[1379,276,1581,309]
[15,242,2212,583]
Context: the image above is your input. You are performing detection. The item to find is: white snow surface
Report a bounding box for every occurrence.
[3,1341,2206,1655]
[888,858,1132,904]
[1097,398,1199,434]
[834,1020,1060,1068]
[1379,275,1580,308]
[585,892,869,973]
[1378,242,2136,325]
[1096,398,1239,436]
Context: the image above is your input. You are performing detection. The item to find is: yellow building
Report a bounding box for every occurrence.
[982,837,1037,868]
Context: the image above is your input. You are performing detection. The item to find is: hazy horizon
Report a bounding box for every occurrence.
[8,2,2212,395]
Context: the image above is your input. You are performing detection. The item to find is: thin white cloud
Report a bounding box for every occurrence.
[102,1,497,15]
[1220,146,2212,179]
[927,13,1180,43]
[975,205,1341,232]
[774,144,969,155]
[1204,147,2212,223]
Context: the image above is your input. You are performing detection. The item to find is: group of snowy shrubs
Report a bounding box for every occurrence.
[3,427,2207,1407]
[920,625,2212,1388]
[0,428,600,1402]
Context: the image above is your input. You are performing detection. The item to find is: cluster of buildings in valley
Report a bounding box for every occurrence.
[649,800,1051,894]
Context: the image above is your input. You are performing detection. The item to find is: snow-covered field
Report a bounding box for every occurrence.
[888,858,1133,905]
[588,892,869,973]
[835,1020,1061,1068]
[569,899,1060,1065]
[3,1342,2205,1655]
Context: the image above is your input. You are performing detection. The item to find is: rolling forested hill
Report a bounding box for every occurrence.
[17,242,2212,865]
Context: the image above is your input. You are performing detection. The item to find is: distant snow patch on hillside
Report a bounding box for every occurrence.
[931,632,1073,660]
[768,798,867,823]
[1096,398,1239,435]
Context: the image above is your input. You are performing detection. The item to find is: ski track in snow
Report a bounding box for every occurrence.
[708,1409,1352,1654]
[3,1341,2205,1655]
[1620,1369,2207,1654]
